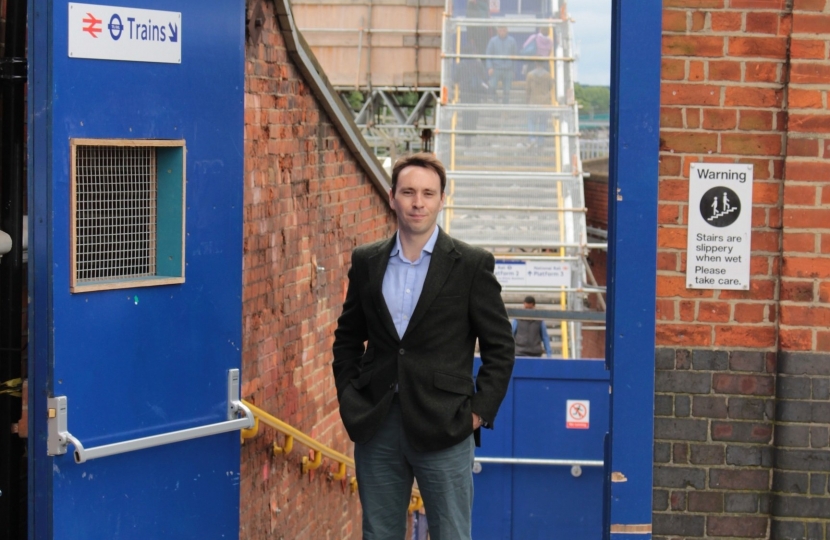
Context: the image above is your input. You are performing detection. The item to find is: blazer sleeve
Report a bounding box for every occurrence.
[332,249,369,400]
[468,251,515,427]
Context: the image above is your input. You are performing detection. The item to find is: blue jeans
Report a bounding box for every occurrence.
[354,398,475,540]
[489,67,514,104]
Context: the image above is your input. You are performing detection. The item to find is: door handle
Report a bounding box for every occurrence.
[47,369,253,464]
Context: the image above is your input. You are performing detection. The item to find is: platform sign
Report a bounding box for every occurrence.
[495,260,572,288]
[68,3,181,64]
[685,163,753,290]
[566,399,590,429]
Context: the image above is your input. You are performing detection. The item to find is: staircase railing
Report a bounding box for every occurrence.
[240,400,424,511]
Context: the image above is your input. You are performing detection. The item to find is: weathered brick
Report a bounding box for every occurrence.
[669,490,687,511]
[655,441,672,463]
[655,348,677,370]
[771,519,806,540]
[663,35,725,57]
[675,395,691,417]
[778,376,812,399]
[774,471,810,494]
[776,425,811,448]
[689,491,724,512]
[809,473,827,495]
[655,394,674,416]
[710,468,771,490]
[774,449,830,472]
[653,514,705,537]
[777,400,813,422]
[707,515,769,538]
[654,466,707,489]
[656,371,713,394]
[813,379,830,400]
[811,426,830,449]
[727,445,775,467]
[693,396,728,418]
[653,489,669,511]
[691,443,726,465]
[711,421,772,443]
[692,350,729,371]
[730,351,767,373]
[656,418,710,441]
[714,373,776,395]
[779,353,830,376]
[772,495,830,518]
[728,397,774,421]
[725,492,761,513]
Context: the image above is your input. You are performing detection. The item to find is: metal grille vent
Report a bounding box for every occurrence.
[75,145,157,282]
[70,139,185,293]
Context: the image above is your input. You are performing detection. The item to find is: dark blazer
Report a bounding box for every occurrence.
[332,228,515,452]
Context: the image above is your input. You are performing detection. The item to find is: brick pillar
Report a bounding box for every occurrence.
[655,1,790,538]
[772,1,830,537]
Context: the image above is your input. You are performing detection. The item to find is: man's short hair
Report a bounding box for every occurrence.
[524,296,536,305]
[391,152,447,194]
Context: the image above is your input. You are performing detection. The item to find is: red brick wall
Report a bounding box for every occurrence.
[239,3,395,538]
[780,1,830,353]
[654,1,830,538]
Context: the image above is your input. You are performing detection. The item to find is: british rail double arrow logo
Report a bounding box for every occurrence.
[82,12,102,38]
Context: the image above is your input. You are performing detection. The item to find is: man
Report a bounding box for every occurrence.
[512,296,553,357]
[485,26,518,104]
[332,153,515,540]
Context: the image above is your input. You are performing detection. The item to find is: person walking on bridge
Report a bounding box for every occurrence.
[485,26,518,104]
[332,152,515,540]
[512,295,553,357]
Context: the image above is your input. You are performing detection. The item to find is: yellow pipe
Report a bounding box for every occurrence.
[556,180,570,359]
[332,462,348,481]
[302,450,323,474]
[240,416,259,440]
[408,495,424,513]
[455,26,461,65]
[272,434,293,456]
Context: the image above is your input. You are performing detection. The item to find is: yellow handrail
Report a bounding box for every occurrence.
[240,400,424,511]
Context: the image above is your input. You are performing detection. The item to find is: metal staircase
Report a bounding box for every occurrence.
[436,0,600,358]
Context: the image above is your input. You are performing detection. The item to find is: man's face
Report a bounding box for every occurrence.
[497,27,508,38]
[523,302,534,309]
[390,166,445,238]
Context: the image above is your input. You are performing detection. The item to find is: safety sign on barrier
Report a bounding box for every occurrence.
[566,399,590,429]
[68,3,182,64]
[685,162,753,291]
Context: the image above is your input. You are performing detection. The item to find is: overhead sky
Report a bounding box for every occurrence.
[567,0,612,86]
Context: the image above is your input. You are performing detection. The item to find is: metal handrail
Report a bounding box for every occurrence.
[47,370,254,464]
[240,400,425,511]
[476,457,603,467]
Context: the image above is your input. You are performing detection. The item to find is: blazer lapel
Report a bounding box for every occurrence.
[368,235,400,341]
[403,229,460,339]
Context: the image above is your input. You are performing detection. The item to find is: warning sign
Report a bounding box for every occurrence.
[685,163,754,291]
[566,400,590,429]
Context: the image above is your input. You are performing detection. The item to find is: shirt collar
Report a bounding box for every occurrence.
[390,226,440,262]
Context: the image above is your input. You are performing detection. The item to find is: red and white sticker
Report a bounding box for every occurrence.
[566,400,590,429]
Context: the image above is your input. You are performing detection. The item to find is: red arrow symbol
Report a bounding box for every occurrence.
[82,13,102,38]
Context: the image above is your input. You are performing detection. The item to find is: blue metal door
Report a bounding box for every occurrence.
[28,2,246,538]
[473,359,610,539]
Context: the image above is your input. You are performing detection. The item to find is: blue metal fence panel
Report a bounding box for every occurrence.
[473,358,610,539]
[29,1,245,538]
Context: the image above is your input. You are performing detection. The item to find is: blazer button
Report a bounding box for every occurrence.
[399,348,405,355]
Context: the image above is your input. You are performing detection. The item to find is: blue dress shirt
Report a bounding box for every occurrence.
[382,227,440,339]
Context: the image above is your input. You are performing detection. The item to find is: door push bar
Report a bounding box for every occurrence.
[47,369,254,464]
